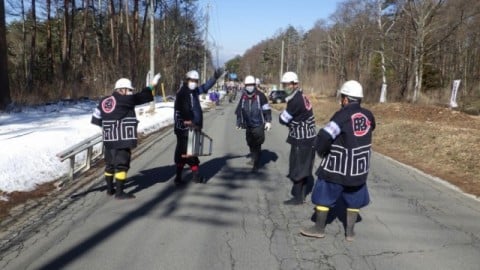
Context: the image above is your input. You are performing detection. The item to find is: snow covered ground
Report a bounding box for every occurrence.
[0,87,226,202]
[0,97,181,202]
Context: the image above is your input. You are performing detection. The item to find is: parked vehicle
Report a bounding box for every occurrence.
[269,90,288,104]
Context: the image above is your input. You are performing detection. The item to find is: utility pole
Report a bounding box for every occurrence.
[148,0,155,111]
[280,39,284,84]
[150,0,154,78]
[202,2,210,84]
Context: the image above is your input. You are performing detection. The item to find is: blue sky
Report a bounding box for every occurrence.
[198,0,343,66]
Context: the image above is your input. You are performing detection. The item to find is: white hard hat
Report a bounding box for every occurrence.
[340,80,363,98]
[281,71,299,83]
[186,70,199,80]
[114,78,134,90]
[255,78,261,85]
[244,75,255,85]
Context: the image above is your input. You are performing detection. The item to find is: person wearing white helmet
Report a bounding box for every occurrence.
[91,73,161,199]
[279,71,316,205]
[235,75,272,172]
[173,67,224,185]
[300,80,376,242]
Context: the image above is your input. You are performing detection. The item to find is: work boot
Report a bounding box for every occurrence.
[300,208,329,238]
[105,175,115,196]
[345,209,359,242]
[298,181,306,202]
[174,165,184,186]
[251,150,261,172]
[246,147,254,165]
[115,180,135,199]
[283,181,305,205]
[174,175,183,186]
[192,171,205,184]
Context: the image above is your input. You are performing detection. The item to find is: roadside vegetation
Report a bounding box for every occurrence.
[272,95,480,198]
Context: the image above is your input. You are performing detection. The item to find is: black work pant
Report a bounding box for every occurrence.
[246,126,265,165]
[104,148,131,174]
[288,144,314,182]
[246,126,265,149]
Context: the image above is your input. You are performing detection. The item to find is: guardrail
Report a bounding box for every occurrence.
[56,133,104,182]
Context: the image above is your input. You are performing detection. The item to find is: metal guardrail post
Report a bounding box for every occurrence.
[86,146,92,171]
[69,156,75,181]
[56,133,103,182]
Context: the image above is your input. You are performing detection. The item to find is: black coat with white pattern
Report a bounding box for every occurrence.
[279,89,316,146]
[315,102,376,186]
[91,87,153,149]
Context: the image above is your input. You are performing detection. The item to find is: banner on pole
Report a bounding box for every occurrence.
[379,83,387,103]
[146,71,152,88]
[449,79,461,108]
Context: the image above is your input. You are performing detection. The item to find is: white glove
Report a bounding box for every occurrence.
[151,73,161,87]
[264,122,271,131]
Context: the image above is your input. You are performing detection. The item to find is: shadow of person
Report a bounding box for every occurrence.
[70,165,176,199]
[125,164,176,195]
[70,185,106,199]
[195,154,244,183]
[258,149,278,168]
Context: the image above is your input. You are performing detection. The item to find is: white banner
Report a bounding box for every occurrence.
[379,83,387,103]
[449,80,461,108]
[145,71,152,88]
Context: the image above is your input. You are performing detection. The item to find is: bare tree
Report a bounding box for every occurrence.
[402,0,446,102]
[0,0,11,110]
[62,0,71,82]
[26,0,36,91]
[375,0,397,103]
[46,0,53,82]
[2,0,216,102]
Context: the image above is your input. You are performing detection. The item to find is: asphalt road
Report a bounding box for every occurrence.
[1,101,480,270]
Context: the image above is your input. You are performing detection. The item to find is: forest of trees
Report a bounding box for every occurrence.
[0,0,214,110]
[1,0,480,110]
[226,0,480,104]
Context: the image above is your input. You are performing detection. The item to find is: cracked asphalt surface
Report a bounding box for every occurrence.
[1,102,480,270]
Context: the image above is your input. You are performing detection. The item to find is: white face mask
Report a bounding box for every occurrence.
[188,82,197,90]
[245,86,255,93]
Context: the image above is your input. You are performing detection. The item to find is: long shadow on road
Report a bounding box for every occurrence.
[200,154,244,183]
[39,183,179,269]
[126,164,176,195]
[70,165,175,199]
[40,153,270,269]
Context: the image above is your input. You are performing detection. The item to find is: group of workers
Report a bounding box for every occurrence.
[91,68,375,242]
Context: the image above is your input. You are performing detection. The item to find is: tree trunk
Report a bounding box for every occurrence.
[80,0,89,66]
[0,0,11,110]
[21,0,27,82]
[62,0,71,82]
[46,0,54,82]
[27,0,37,92]
[376,0,391,103]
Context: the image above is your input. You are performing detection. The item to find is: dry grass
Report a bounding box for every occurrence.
[0,182,56,219]
[369,102,480,196]
[272,95,480,197]
[308,96,480,197]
